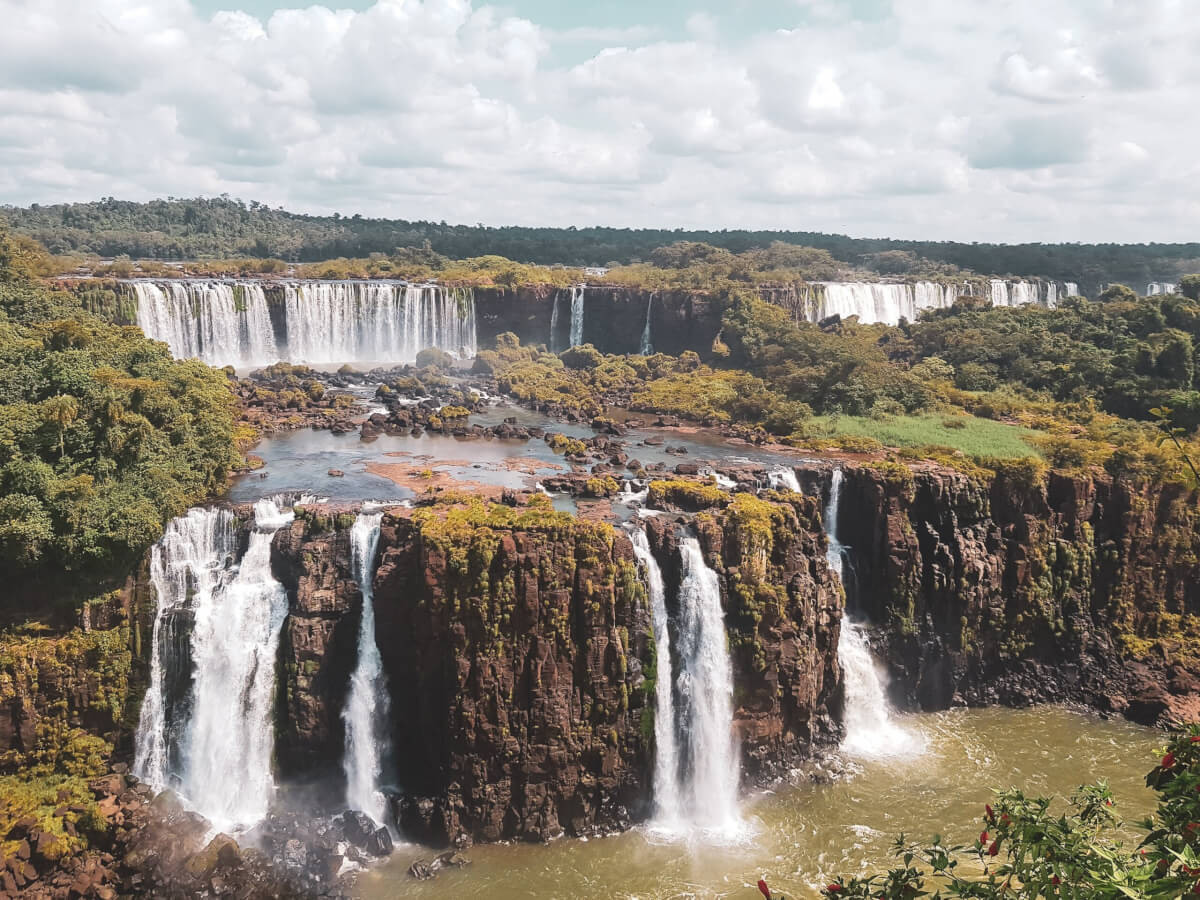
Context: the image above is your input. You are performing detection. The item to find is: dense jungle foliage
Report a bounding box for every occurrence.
[0,226,236,605]
[5,196,1200,289]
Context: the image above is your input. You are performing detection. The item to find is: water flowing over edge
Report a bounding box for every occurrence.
[825,471,922,759]
[132,280,476,368]
[640,293,654,356]
[569,285,586,348]
[629,528,681,827]
[134,499,294,835]
[674,535,743,837]
[342,512,393,829]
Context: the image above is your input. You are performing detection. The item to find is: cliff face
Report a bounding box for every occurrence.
[270,514,364,773]
[473,286,724,358]
[644,493,844,780]
[831,462,1200,725]
[371,509,654,845]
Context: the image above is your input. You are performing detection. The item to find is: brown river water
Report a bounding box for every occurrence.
[356,706,1162,900]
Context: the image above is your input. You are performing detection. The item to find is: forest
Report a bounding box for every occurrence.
[4,196,1200,290]
[0,226,237,612]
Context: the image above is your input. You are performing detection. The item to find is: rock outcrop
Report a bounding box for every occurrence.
[372,503,655,845]
[831,461,1200,726]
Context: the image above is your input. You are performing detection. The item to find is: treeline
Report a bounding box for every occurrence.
[4,197,1199,290]
[0,226,237,611]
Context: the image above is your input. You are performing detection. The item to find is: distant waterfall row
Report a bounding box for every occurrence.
[135,503,393,835]
[631,526,740,835]
[130,280,476,368]
[780,279,1081,326]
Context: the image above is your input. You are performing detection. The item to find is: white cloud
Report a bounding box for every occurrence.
[0,0,1197,241]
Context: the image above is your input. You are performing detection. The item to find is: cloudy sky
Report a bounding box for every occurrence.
[0,0,1194,242]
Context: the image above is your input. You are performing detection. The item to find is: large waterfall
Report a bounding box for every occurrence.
[824,471,918,758]
[342,512,392,827]
[131,280,476,368]
[1148,282,1178,295]
[786,279,1079,326]
[640,294,655,356]
[134,499,294,834]
[569,285,586,347]
[133,281,279,368]
[675,536,739,831]
[630,529,681,825]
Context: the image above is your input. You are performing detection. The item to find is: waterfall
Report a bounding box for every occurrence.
[1065,282,1079,297]
[133,281,278,368]
[767,466,801,493]
[675,536,739,831]
[549,290,562,352]
[811,282,958,325]
[824,471,919,758]
[342,512,392,827]
[134,499,294,834]
[1148,282,1177,295]
[132,280,475,367]
[630,529,682,825]
[569,285,586,347]
[640,294,655,355]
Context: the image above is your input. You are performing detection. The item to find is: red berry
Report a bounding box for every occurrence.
[988,840,1000,857]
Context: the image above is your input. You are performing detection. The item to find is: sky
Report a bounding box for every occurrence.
[0,0,1196,242]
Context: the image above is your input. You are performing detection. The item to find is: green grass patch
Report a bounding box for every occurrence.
[806,413,1041,459]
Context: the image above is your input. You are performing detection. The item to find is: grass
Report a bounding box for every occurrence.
[807,413,1042,459]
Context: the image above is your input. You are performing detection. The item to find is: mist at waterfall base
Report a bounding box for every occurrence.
[825,470,923,759]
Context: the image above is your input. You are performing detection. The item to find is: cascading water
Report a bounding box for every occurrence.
[640,294,655,356]
[549,290,562,352]
[1148,282,1177,295]
[824,470,919,758]
[132,280,476,367]
[569,285,586,347]
[630,529,682,825]
[342,512,392,827]
[675,536,740,831]
[767,466,801,493]
[134,499,294,834]
[134,281,278,368]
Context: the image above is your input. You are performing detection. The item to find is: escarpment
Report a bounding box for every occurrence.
[369,508,655,844]
[829,462,1200,726]
[643,492,845,780]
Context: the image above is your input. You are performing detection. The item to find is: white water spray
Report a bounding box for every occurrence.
[343,512,392,827]
[767,466,801,493]
[675,536,740,831]
[569,285,586,347]
[640,294,655,355]
[549,291,562,351]
[133,280,475,367]
[630,529,682,824]
[136,500,294,834]
[825,471,919,758]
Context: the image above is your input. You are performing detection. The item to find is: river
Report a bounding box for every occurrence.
[357,706,1161,900]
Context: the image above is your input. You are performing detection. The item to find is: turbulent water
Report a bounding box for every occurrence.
[134,499,294,834]
[343,512,392,827]
[640,294,655,355]
[132,280,476,367]
[674,536,740,832]
[824,470,918,757]
[630,529,682,825]
[569,285,586,347]
[767,465,801,493]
